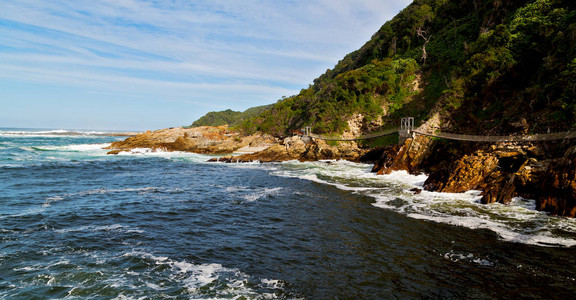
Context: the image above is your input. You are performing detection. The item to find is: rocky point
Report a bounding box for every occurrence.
[371,134,576,217]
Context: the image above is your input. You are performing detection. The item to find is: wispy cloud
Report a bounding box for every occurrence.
[0,0,411,129]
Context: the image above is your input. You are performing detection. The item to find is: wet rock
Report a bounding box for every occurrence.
[371,134,439,175]
[107,149,123,155]
[423,152,499,193]
[534,147,576,217]
[410,188,422,194]
[480,173,516,204]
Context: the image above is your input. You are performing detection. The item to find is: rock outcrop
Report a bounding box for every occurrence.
[371,134,576,217]
[211,136,367,163]
[532,146,576,217]
[106,126,276,155]
[107,126,367,164]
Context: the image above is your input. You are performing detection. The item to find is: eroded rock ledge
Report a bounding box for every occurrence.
[211,135,367,163]
[106,126,277,155]
[106,126,368,162]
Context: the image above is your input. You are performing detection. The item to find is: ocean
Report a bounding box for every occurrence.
[1,128,576,299]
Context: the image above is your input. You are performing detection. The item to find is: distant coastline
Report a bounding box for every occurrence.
[0,128,140,137]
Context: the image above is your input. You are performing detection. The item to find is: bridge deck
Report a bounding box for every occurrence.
[299,128,576,143]
[412,130,576,142]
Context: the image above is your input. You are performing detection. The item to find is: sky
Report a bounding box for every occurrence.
[0,0,412,131]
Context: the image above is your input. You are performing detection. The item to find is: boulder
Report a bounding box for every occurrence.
[534,147,576,217]
[212,136,366,163]
[423,152,499,193]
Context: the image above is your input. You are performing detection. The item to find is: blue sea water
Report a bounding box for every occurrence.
[1,128,576,299]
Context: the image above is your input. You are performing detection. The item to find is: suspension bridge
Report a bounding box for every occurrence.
[298,117,576,144]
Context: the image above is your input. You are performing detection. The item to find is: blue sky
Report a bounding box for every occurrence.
[0,0,411,131]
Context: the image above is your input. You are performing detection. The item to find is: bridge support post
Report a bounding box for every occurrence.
[301,126,312,143]
[399,117,414,144]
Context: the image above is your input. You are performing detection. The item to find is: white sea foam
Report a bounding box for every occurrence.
[443,250,494,266]
[54,224,141,234]
[43,195,65,207]
[0,129,119,137]
[49,187,160,200]
[114,147,189,156]
[261,279,285,289]
[122,251,284,298]
[113,148,212,163]
[266,160,576,248]
[43,143,111,152]
[242,187,283,202]
[225,185,284,202]
[112,293,147,300]
[37,187,164,212]
[13,266,39,272]
[0,206,48,220]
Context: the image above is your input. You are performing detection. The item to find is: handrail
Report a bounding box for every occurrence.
[412,130,576,142]
[298,128,399,141]
[296,116,576,143]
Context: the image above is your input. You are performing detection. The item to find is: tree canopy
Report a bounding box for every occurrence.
[201,0,576,136]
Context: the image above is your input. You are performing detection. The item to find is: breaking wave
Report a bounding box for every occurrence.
[269,160,576,247]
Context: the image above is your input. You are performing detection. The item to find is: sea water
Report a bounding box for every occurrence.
[1,128,576,299]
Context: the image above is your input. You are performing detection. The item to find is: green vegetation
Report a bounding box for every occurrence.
[198,0,576,136]
[190,104,272,128]
[191,109,241,127]
[358,134,399,148]
[239,58,420,136]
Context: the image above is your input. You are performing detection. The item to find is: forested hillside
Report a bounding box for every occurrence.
[190,105,272,127]
[236,0,576,137]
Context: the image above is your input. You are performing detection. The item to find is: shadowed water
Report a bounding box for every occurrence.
[1,129,576,299]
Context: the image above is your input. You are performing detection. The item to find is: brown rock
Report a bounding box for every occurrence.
[107,149,123,155]
[526,146,545,157]
[494,150,524,158]
[205,136,367,164]
[535,151,576,217]
[106,126,276,155]
[372,143,410,175]
[424,152,499,193]
[410,188,422,194]
[480,173,516,204]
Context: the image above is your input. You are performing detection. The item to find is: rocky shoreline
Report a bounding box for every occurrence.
[107,125,576,217]
[106,125,370,162]
[371,135,576,217]
[106,126,277,155]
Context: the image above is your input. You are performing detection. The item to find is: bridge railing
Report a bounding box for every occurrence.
[297,116,576,143]
[412,130,576,142]
[307,128,399,141]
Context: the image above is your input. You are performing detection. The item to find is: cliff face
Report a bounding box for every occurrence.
[371,132,576,217]
[239,0,576,138]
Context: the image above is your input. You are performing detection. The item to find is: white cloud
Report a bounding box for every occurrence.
[0,0,412,129]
